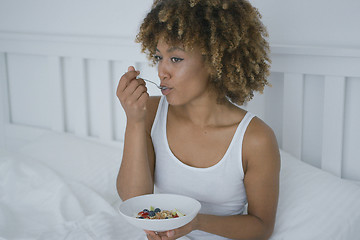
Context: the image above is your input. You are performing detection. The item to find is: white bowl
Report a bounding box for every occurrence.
[118,193,201,232]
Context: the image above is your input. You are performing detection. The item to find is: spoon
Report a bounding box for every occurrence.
[142,78,168,90]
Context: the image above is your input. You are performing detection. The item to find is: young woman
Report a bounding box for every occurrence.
[116,0,280,239]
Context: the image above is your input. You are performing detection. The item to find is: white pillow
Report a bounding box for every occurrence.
[18,132,123,205]
[272,150,360,240]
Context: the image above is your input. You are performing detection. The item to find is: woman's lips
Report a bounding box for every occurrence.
[161,87,172,95]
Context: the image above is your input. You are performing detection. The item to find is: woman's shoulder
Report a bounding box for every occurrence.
[145,96,162,134]
[242,115,280,169]
[245,116,278,150]
[227,104,275,146]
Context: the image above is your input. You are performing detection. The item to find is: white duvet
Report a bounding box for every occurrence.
[0,150,145,240]
[1,133,360,240]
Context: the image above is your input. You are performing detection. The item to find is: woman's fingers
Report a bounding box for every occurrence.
[145,230,162,240]
[116,66,149,121]
[137,90,150,109]
[116,68,140,96]
[122,78,144,96]
[126,83,148,107]
[121,80,147,104]
[117,68,146,104]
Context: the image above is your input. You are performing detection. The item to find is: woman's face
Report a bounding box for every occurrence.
[155,38,211,106]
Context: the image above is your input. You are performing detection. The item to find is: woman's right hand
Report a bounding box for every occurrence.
[116,66,149,123]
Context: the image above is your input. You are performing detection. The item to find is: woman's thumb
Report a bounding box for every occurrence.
[167,230,175,237]
[128,66,135,72]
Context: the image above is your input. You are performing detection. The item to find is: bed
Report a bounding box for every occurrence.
[1,133,360,240]
[1,32,360,239]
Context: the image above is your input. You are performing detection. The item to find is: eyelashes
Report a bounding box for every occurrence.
[153,55,162,62]
[153,55,184,63]
[171,57,184,63]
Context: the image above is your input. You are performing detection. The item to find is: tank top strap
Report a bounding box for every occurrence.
[236,111,255,177]
[240,112,255,133]
[151,96,167,137]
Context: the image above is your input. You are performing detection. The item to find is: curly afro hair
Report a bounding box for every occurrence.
[136,0,271,105]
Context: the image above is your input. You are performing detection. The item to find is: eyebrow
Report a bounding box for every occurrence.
[155,46,185,53]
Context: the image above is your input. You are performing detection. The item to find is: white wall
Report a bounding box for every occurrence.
[252,0,360,47]
[0,0,151,38]
[0,0,359,47]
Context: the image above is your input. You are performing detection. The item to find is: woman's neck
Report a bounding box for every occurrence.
[169,96,235,128]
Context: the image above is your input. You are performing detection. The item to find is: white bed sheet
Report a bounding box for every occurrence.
[0,149,145,240]
[1,132,360,240]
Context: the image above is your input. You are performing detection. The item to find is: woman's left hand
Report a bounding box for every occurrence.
[144,215,198,240]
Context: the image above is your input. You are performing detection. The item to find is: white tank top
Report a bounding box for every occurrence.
[151,96,255,240]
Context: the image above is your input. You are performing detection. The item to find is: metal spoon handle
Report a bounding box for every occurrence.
[143,78,166,90]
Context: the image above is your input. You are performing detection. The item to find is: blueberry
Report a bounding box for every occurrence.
[149,211,155,217]
[138,216,144,219]
[143,209,149,213]
[154,208,161,213]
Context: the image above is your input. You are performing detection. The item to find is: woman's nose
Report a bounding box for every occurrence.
[158,62,170,81]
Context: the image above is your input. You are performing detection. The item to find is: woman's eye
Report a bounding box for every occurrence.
[171,57,184,63]
[153,55,162,62]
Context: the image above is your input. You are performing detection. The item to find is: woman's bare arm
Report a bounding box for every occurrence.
[199,118,280,239]
[116,66,158,201]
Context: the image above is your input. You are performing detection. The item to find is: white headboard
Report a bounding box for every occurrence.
[1,32,359,182]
